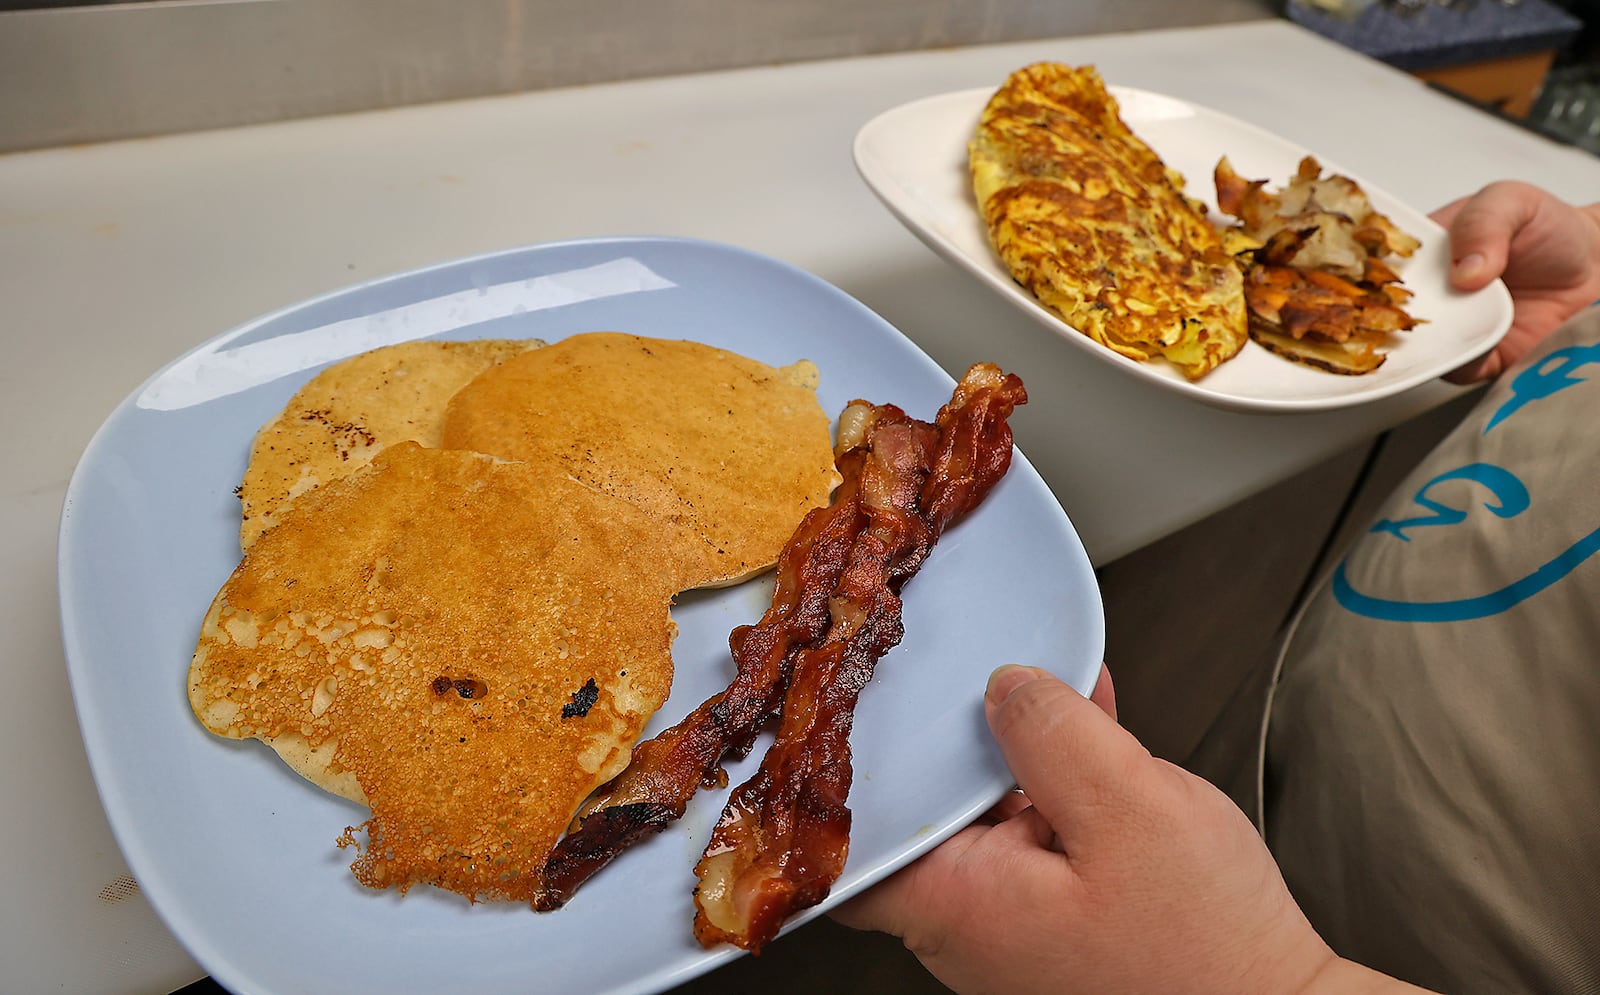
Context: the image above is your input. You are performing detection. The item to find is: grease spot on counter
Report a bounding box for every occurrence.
[98,875,139,903]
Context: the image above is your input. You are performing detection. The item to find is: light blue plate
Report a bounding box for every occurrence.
[58,236,1103,995]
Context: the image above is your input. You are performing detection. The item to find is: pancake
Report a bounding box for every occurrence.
[238,338,541,549]
[440,332,841,588]
[969,63,1247,379]
[189,442,693,903]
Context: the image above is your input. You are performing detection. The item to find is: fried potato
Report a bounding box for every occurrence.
[1216,156,1422,375]
[969,63,1247,379]
[1216,155,1420,276]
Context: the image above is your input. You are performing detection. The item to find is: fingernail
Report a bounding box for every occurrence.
[1453,252,1485,280]
[985,665,1050,704]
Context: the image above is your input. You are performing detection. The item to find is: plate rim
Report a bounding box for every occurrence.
[57,234,1106,995]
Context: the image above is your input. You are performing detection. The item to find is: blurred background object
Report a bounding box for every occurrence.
[0,0,1281,153]
[1293,0,1381,19]
[1531,61,1600,151]
[1528,0,1600,150]
[1287,0,1583,118]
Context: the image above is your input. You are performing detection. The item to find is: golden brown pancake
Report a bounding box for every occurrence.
[970,63,1247,379]
[440,332,841,588]
[189,442,693,903]
[238,338,541,549]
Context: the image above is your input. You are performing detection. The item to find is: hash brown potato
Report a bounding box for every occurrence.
[1215,155,1422,375]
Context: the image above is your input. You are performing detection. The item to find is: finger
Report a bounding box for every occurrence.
[1090,662,1116,720]
[829,862,919,935]
[1443,181,1543,291]
[1443,347,1503,386]
[983,665,1150,857]
[977,789,1034,824]
[829,824,981,936]
[832,803,1063,940]
[1429,195,1467,232]
[983,801,1058,850]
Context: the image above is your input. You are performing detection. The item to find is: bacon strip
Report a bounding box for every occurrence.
[537,364,1025,932]
[537,409,920,909]
[691,364,1026,952]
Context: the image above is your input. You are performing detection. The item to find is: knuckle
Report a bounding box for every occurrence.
[991,678,1075,739]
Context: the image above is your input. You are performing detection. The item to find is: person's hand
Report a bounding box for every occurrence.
[1433,182,1600,384]
[833,665,1430,995]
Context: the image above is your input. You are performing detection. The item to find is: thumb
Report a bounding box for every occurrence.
[1442,181,1542,291]
[983,665,1149,857]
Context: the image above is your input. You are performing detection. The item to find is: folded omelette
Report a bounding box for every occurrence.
[970,63,1247,380]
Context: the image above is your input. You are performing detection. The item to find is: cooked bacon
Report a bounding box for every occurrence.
[918,364,1028,537]
[537,365,1024,934]
[536,407,921,910]
[691,364,1026,953]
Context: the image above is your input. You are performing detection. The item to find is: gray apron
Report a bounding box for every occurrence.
[1220,307,1600,994]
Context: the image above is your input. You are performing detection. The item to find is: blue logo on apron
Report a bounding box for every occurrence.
[1334,345,1600,622]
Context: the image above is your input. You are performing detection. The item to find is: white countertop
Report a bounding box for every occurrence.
[6,19,1598,994]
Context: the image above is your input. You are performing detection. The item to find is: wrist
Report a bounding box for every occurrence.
[1298,955,1440,994]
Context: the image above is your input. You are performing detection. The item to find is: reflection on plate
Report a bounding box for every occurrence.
[853,86,1514,413]
[58,236,1104,995]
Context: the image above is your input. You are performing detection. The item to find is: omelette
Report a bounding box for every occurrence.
[238,338,542,549]
[970,63,1248,379]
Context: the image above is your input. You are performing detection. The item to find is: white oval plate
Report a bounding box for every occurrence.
[853,85,1514,414]
[58,236,1104,995]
